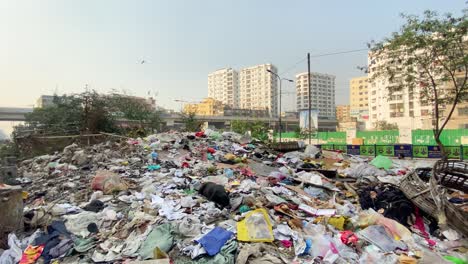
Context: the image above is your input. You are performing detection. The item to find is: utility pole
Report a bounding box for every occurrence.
[307,53,312,145]
[267,69,293,151]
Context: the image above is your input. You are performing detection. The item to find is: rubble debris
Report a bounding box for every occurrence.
[0,130,466,263]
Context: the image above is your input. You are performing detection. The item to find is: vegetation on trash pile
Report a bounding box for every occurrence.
[231,120,269,141]
[0,140,18,160]
[180,112,203,132]
[294,127,310,140]
[365,10,468,158]
[14,90,161,138]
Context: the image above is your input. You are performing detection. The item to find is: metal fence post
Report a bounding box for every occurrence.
[461,145,463,161]
[332,144,335,150]
[374,144,377,157]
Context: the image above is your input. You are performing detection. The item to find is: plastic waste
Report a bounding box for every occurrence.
[237,208,274,242]
[443,256,467,264]
[224,168,234,178]
[370,155,393,170]
[303,145,320,158]
[296,171,323,185]
[358,225,407,252]
[91,170,128,194]
[356,209,413,243]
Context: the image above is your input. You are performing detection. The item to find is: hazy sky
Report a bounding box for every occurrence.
[0,0,465,136]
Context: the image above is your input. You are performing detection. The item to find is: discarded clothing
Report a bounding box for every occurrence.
[358,184,413,227]
[19,245,44,264]
[196,227,234,256]
[139,223,174,259]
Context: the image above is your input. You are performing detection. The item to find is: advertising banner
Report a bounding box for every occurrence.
[413,146,428,158]
[394,145,412,157]
[376,145,394,156]
[346,145,360,155]
[299,110,319,131]
[428,146,442,158]
[360,145,375,156]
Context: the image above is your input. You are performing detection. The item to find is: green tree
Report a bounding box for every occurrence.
[107,93,161,132]
[368,10,468,157]
[181,112,202,132]
[22,94,83,135]
[19,91,119,136]
[231,120,269,141]
[80,90,117,133]
[0,140,18,160]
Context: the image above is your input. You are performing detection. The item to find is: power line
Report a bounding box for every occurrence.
[309,48,369,58]
[280,48,369,75]
[280,57,307,75]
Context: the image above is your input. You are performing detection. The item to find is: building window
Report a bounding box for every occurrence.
[458,107,468,116]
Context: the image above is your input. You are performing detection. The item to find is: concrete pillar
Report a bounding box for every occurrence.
[0,185,23,243]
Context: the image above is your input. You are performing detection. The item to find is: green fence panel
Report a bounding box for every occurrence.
[360,145,376,156]
[464,146,468,160]
[412,146,428,158]
[412,129,468,146]
[318,132,346,144]
[333,144,347,152]
[356,130,399,144]
[375,145,394,156]
[322,144,334,150]
[445,146,462,159]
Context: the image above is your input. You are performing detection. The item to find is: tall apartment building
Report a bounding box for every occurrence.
[336,105,351,122]
[295,72,336,119]
[239,64,278,117]
[208,68,239,108]
[349,76,369,121]
[368,51,435,130]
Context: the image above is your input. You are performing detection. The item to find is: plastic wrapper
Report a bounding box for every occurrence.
[356,209,413,243]
[357,225,407,252]
[237,209,274,242]
[91,170,128,194]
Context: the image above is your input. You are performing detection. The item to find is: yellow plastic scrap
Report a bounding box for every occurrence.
[327,216,346,231]
[22,191,29,200]
[224,153,236,160]
[398,255,417,264]
[237,208,274,242]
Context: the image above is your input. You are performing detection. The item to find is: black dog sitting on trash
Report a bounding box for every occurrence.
[198,182,230,208]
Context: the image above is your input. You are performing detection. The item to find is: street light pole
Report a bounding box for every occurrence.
[267,69,293,151]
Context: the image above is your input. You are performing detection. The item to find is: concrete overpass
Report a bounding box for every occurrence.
[0,107,33,121]
[0,107,337,131]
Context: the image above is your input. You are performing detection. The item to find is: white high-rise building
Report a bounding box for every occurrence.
[208,68,239,108]
[239,64,278,117]
[368,52,432,130]
[295,72,336,118]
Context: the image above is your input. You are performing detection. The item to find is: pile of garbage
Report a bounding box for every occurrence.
[0,129,466,264]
